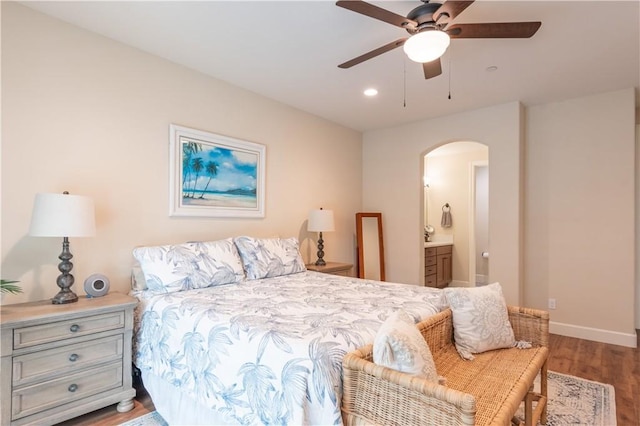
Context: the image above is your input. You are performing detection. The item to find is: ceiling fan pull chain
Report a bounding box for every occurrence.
[403,56,407,108]
[448,48,452,100]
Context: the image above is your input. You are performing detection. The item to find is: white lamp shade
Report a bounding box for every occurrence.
[307,209,335,232]
[29,193,96,237]
[403,30,451,63]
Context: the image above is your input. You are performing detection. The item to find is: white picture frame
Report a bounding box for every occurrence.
[169,124,266,218]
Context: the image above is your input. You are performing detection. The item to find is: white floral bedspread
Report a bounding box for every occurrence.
[133,271,446,425]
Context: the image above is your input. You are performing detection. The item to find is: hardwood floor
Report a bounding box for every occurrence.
[547,332,640,426]
[59,333,639,426]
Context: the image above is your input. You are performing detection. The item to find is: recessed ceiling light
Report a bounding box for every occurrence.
[486,65,498,72]
[364,88,378,97]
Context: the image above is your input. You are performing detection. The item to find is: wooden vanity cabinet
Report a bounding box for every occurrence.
[425,245,452,288]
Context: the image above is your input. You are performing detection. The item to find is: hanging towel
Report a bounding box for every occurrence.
[441,204,452,228]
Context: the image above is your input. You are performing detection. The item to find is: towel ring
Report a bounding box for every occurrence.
[442,203,450,212]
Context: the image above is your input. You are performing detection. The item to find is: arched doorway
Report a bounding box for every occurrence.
[422,141,488,287]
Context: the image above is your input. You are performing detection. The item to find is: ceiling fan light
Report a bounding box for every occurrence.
[403,30,451,63]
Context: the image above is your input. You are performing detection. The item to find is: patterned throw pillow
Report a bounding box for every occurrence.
[233,236,307,280]
[443,282,516,360]
[132,238,245,294]
[373,310,440,382]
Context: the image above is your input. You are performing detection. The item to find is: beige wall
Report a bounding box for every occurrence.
[364,89,637,346]
[525,89,636,343]
[0,3,362,304]
[363,102,524,304]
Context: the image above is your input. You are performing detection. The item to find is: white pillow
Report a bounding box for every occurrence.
[443,282,516,360]
[233,236,306,280]
[132,238,245,294]
[373,310,440,382]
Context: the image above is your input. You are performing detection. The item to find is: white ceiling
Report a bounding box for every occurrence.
[21,1,640,132]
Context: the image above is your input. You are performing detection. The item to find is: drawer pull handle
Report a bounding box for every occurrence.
[68,353,79,362]
[68,384,78,392]
[69,324,80,333]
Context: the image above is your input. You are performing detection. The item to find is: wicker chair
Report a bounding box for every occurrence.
[342,306,549,426]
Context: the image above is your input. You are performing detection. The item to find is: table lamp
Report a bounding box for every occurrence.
[307,208,335,266]
[29,191,96,304]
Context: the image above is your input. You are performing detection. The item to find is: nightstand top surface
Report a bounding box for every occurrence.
[305,261,353,273]
[0,292,137,327]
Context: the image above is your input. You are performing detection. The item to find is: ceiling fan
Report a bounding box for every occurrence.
[336,0,541,79]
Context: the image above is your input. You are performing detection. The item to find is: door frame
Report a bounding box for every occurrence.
[469,160,488,286]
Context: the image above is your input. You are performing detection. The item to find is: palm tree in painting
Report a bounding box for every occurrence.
[182,142,202,198]
[190,157,204,198]
[199,161,219,199]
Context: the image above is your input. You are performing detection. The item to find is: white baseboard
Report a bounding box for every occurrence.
[550,321,638,348]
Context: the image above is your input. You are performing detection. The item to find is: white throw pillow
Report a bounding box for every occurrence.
[132,238,245,294]
[373,310,440,382]
[444,282,516,360]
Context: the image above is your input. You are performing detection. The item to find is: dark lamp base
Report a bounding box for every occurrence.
[315,232,327,267]
[52,237,79,304]
[52,290,79,304]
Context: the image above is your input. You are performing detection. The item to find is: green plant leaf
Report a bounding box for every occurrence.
[1,280,22,294]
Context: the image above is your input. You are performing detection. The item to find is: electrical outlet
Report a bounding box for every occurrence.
[548,298,556,310]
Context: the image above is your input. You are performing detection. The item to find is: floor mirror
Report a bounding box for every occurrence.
[355,212,385,281]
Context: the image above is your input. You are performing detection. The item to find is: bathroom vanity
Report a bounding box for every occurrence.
[424,243,452,288]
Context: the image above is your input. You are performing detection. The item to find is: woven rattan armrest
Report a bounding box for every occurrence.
[342,344,477,426]
[507,306,549,347]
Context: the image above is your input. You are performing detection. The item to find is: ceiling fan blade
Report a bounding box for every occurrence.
[338,38,407,69]
[447,22,541,38]
[423,59,442,79]
[336,0,417,30]
[433,1,474,25]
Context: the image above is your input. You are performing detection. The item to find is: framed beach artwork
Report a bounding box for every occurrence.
[169,124,266,218]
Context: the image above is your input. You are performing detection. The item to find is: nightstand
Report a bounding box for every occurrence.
[306,262,353,276]
[0,292,137,426]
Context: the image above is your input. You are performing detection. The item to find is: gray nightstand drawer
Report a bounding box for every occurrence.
[11,361,123,420]
[13,335,123,387]
[13,311,125,350]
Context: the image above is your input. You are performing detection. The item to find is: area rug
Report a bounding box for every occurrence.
[515,371,616,425]
[118,411,168,426]
[119,371,616,426]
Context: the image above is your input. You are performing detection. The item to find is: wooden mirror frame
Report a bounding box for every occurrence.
[355,212,385,281]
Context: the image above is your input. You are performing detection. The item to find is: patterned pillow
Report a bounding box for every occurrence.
[443,282,515,360]
[373,310,440,382]
[233,236,307,280]
[132,238,245,294]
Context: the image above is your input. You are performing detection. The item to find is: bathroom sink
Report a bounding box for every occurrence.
[424,241,453,248]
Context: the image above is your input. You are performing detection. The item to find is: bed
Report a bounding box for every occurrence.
[130,236,447,425]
